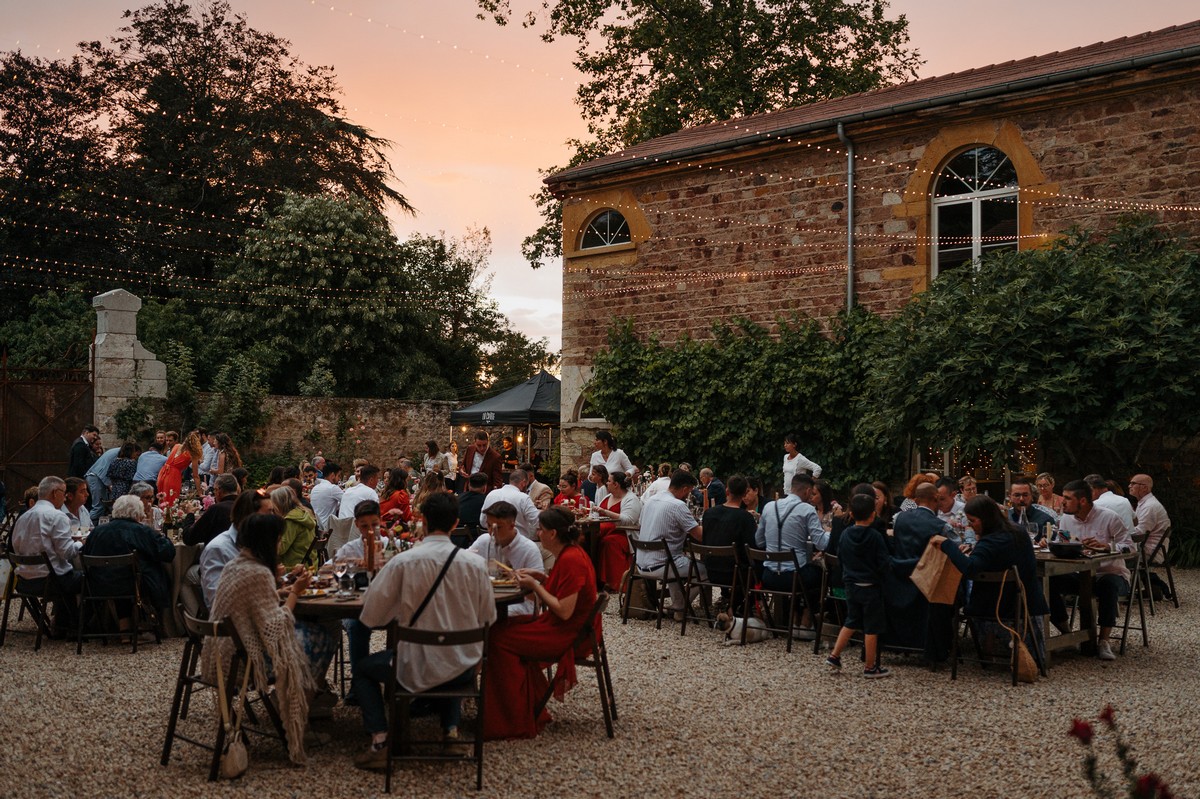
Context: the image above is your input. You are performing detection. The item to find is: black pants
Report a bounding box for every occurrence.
[1049,573,1129,628]
[16,570,83,631]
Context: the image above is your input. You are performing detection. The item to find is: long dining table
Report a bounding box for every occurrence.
[293,582,531,622]
[1035,549,1128,665]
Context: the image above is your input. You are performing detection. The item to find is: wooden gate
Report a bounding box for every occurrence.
[0,353,94,501]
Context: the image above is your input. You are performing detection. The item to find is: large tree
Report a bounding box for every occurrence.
[80,0,410,283]
[476,0,922,267]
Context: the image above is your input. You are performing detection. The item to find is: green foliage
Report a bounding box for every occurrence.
[160,341,198,431]
[476,0,921,267]
[114,396,154,441]
[204,352,271,446]
[589,310,904,491]
[243,444,297,489]
[299,357,338,397]
[0,290,93,367]
[862,216,1200,475]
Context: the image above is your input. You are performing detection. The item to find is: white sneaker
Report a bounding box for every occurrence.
[1097,640,1116,661]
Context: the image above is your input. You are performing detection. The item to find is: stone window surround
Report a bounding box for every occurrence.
[886,119,1057,293]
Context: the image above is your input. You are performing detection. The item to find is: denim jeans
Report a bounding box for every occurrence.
[354,650,474,735]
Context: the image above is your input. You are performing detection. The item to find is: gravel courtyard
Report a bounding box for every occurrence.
[2,571,1196,799]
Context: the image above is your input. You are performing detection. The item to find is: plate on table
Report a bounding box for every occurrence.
[303,588,330,597]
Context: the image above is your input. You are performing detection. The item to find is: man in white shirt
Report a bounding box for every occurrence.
[636,470,702,618]
[469,501,542,616]
[339,465,381,519]
[1085,474,1134,533]
[61,477,93,535]
[1129,474,1171,563]
[479,469,541,541]
[353,492,495,769]
[309,461,345,529]
[1052,480,1133,661]
[11,476,83,632]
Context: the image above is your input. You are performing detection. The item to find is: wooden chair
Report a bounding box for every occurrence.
[76,553,162,654]
[525,592,617,738]
[742,547,804,652]
[326,516,358,559]
[679,540,741,636]
[949,568,1046,685]
[1136,527,1178,614]
[622,537,686,629]
[384,622,489,793]
[160,612,287,781]
[0,552,58,650]
[1113,544,1149,655]
[813,553,848,655]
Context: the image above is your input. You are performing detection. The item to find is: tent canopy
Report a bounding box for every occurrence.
[449,370,560,426]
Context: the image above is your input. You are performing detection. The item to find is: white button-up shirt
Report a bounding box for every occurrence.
[1134,493,1171,563]
[359,535,496,693]
[199,526,240,609]
[468,532,542,616]
[13,499,80,579]
[1060,505,1132,581]
[479,483,541,540]
[309,479,344,528]
[338,482,379,519]
[1093,490,1134,534]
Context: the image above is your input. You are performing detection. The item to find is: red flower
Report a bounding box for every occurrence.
[1068,719,1094,745]
[1098,704,1116,728]
[1135,773,1171,799]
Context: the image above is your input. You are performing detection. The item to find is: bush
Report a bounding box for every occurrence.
[203,353,271,447]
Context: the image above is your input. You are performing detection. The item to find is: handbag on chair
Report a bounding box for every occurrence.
[996,571,1039,684]
[215,656,255,779]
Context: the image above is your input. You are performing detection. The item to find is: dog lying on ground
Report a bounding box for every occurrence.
[716,612,771,645]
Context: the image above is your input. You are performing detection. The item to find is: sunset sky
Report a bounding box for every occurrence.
[3,0,1197,351]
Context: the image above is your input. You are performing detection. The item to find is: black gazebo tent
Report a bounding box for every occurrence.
[449,371,560,466]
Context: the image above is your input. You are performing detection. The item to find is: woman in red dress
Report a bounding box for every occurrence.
[158,431,203,504]
[484,506,598,740]
[593,471,642,592]
[377,468,412,524]
[552,469,590,512]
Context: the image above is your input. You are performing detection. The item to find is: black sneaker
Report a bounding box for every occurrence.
[825,654,842,671]
[863,665,892,679]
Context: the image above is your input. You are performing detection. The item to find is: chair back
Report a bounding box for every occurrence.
[684,539,738,562]
[326,516,358,557]
[183,611,248,651]
[746,546,800,568]
[628,536,668,554]
[81,552,140,573]
[8,552,56,587]
[388,623,489,648]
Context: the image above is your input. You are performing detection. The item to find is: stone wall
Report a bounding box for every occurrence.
[558,60,1200,462]
[244,395,461,467]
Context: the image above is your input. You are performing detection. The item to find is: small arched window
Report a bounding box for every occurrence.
[579,209,631,249]
[932,146,1019,276]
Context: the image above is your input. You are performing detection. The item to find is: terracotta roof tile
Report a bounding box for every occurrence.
[550,19,1200,185]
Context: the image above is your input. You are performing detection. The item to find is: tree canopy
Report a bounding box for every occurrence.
[476,0,922,267]
[0,1,555,407]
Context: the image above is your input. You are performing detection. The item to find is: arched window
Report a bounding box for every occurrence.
[932,146,1019,276]
[579,209,631,249]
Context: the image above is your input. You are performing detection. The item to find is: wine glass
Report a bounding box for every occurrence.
[334,560,349,594]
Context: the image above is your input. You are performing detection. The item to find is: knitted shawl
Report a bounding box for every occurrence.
[201,552,314,764]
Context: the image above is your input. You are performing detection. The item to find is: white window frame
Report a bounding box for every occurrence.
[931,147,1019,278]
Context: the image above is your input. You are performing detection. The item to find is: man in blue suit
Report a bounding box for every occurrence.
[884,482,956,662]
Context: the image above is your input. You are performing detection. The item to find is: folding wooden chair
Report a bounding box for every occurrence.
[813,553,847,654]
[1113,545,1149,655]
[743,547,804,652]
[679,540,740,636]
[950,567,1046,685]
[526,593,617,738]
[384,622,489,793]
[76,553,162,654]
[622,537,686,629]
[1,552,58,650]
[1136,527,1178,614]
[160,613,287,781]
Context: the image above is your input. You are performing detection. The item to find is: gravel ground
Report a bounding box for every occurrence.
[1,572,1197,799]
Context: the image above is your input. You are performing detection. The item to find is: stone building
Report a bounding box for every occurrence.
[549,21,1200,469]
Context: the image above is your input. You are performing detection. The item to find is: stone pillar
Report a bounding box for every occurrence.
[91,289,167,440]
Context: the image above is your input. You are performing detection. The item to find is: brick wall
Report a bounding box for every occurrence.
[559,62,1200,454]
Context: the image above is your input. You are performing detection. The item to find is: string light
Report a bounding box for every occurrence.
[563,262,848,299]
